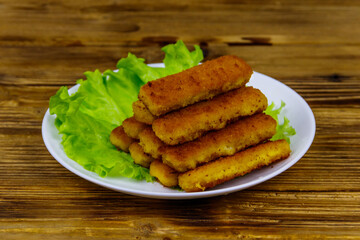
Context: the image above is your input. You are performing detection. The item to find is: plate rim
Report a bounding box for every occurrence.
[42,69,316,199]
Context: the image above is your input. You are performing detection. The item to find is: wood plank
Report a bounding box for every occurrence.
[0,45,359,101]
[1,1,360,47]
[1,44,359,79]
[1,191,360,239]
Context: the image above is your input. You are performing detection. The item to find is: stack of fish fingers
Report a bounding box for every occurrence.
[110,55,291,192]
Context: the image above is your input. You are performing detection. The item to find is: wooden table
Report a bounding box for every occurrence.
[1,1,360,239]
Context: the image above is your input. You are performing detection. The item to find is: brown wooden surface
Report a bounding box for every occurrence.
[1,0,360,239]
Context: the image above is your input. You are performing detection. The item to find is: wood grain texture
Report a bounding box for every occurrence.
[1,0,360,239]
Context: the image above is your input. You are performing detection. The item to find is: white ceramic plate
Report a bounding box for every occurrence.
[42,66,316,199]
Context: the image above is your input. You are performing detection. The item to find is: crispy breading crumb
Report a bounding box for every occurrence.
[138,126,165,159]
[129,142,154,168]
[139,55,253,116]
[178,140,291,192]
[152,86,268,145]
[161,113,277,172]
[122,116,148,139]
[132,100,157,125]
[150,160,179,187]
[109,126,136,152]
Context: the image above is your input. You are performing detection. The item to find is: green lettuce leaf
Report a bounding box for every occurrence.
[265,101,296,143]
[116,40,203,83]
[116,53,166,83]
[162,40,203,74]
[49,41,203,180]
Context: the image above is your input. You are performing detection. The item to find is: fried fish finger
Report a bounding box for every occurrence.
[139,55,253,116]
[122,116,148,139]
[178,140,291,192]
[150,160,179,187]
[152,86,268,145]
[161,113,276,172]
[129,142,154,168]
[138,126,165,159]
[132,100,157,124]
[109,126,136,152]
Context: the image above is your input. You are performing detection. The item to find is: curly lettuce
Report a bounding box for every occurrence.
[264,101,296,143]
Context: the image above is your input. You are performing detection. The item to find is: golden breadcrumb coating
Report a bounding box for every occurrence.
[152,86,268,145]
[122,116,148,139]
[139,55,253,116]
[150,160,179,187]
[129,142,154,168]
[178,140,291,192]
[161,113,276,172]
[132,100,157,125]
[138,126,165,159]
[109,126,136,152]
